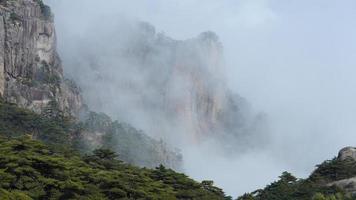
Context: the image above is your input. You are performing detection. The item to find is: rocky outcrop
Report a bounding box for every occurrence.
[328,177,356,194]
[338,147,356,161]
[325,147,356,194]
[0,0,82,115]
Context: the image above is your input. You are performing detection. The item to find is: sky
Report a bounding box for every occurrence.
[46,0,356,197]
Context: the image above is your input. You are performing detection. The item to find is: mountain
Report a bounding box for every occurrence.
[0,0,181,170]
[237,148,356,200]
[60,20,267,151]
[0,0,82,115]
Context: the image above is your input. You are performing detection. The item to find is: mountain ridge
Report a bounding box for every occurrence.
[0,0,182,170]
[60,19,267,152]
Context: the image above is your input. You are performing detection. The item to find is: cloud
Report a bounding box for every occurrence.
[234,0,276,28]
[46,0,356,197]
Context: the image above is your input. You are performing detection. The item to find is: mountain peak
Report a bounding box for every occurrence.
[338,146,356,161]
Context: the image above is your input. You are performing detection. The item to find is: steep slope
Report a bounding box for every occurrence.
[79,111,182,170]
[0,89,182,170]
[0,0,82,115]
[0,0,182,170]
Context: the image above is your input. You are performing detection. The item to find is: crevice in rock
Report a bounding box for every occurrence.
[2,13,7,74]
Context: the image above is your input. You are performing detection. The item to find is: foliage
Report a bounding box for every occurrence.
[236,170,356,200]
[0,189,32,200]
[150,165,228,200]
[0,101,227,198]
[10,12,21,21]
[0,99,80,150]
[0,137,227,199]
[82,111,182,169]
[0,96,180,169]
[310,158,356,184]
[236,149,356,200]
[36,0,51,19]
[312,192,346,200]
[36,61,61,87]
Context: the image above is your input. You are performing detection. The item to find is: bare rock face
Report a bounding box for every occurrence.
[0,0,82,115]
[328,177,356,194]
[338,147,356,161]
[61,21,266,150]
[165,32,228,141]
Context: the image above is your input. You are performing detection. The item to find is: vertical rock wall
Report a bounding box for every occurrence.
[0,0,82,115]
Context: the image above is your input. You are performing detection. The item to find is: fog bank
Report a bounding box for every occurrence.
[46,0,356,196]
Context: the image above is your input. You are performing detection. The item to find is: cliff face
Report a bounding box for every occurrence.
[0,0,82,115]
[0,1,183,170]
[61,21,266,149]
[166,32,228,141]
[165,32,265,148]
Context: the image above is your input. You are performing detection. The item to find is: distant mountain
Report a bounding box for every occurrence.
[60,19,268,152]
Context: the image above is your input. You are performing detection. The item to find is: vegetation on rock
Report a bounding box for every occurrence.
[80,111,182,169]
[0,97,181,169]
[0,94,223,199]
[310,158,356,184]
[0,99,78,149]
[237,160,356,200]
[36,0,51,19]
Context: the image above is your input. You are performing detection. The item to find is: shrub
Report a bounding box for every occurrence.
[36,0,51,19]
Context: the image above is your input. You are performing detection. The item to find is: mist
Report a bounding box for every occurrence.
[46,0,356,197]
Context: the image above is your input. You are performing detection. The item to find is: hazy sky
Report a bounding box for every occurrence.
[46,0,356,196]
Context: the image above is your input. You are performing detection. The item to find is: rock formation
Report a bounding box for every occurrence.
[0,0,82,115]
[325,147,356,194]
[0,0,182,170]
[338,147,356,161]
[62,21,267,149]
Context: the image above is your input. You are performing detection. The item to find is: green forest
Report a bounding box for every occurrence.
[0,99,231,199]
[1,98,356,199]
[0,136,229,199]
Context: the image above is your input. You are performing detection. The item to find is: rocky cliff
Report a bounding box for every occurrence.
[0,0,182,170]
[165,32,227,141]
[0,0,82,115]
[338,147,356,161]
[61,21,266,150]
